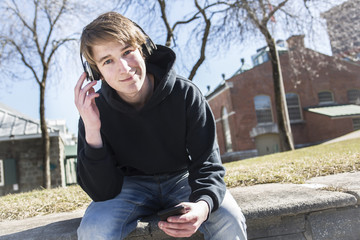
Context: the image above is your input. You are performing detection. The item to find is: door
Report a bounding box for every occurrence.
[255,134,280,156]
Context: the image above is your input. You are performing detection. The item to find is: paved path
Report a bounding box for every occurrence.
[322,129,360,144]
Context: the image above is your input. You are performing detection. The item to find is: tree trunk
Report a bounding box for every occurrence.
[265,36,294,151]
[40,82,51,189]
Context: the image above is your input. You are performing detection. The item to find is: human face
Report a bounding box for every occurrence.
[93,41,148,103]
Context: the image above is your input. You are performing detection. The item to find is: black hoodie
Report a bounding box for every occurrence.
[76,45,226,213]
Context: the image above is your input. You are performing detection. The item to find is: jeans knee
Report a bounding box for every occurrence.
[77,217,98,240]
[200,191,247,240]
[77,216,118,240]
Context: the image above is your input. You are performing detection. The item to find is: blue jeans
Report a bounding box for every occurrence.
[77,171,247,240]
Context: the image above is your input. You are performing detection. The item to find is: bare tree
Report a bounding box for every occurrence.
[157,0,220,80]
[123,0,299,150]
[115,0,346,152]
[0,0,78,189]
[116,0,224,81]
[234,0,295,151]
[213,0,345,151]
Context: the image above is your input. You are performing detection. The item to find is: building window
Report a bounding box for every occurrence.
[318,91,334,105]
[254,95,273,124]
[347,89,360,105]
[0,160,4,187]
[286,93,302,122]
[353,118,360,131]
[222,107,233,152]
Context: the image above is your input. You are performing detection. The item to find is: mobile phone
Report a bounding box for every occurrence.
[157,205,185,221]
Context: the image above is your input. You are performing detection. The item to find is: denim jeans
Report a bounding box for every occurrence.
[77,170,247,240]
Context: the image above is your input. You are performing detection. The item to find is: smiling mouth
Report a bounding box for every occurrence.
[121,70,137,82]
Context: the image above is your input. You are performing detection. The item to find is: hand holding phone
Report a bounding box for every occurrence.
[157,205,186,221]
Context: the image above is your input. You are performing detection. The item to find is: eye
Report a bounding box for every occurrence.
[104,59,112,65]
[123,45,136,56]
[123,50,132,56]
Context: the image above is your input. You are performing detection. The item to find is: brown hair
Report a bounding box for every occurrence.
[80,12,147,73]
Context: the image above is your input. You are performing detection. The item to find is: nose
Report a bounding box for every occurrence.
[117,58,131,74]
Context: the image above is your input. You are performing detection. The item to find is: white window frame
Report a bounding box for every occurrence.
[353,118,360,131]
[222,107,233,153]
[0,160,4,187]
[347,89,360,104]
[254,95,273,124]
[318,91,334,105]
[286,93,303,122]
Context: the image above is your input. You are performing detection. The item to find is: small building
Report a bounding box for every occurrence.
[0,103,76,196]
[206,35,360,162]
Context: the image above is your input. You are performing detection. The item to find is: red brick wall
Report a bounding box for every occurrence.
[208,86,233,154]
[303,112,354,144]
[207,38,360,156]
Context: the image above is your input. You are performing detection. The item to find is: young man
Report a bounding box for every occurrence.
[74,11,247,240]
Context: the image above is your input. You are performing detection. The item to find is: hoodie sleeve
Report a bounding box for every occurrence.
[185,85,226,213]
[76,118,124,202]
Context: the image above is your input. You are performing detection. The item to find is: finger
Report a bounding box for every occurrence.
[88,86,95,95]
[85,94,100,111]
[76,80,98,107]
[74,72,87,100]
[159,220,195,230]
[159,219,199,238]
[160,225,196,238]
[167,212,195,223]
[83,92,99,105]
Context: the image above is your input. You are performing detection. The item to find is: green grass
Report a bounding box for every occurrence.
[224,138,360,187]
[0,185,90,221]
[0,137,359,222]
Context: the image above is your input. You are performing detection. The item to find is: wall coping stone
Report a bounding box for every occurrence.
[0,172,359,240]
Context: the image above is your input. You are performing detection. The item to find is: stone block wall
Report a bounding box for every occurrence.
[0,136,65,196]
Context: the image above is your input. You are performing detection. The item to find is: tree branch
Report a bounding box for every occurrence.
[263,0,289,25]
[46,37,77,66]
[42,0,67,63]
[4,38,40,84]
[188,0,211,80]
[157,0,173,46]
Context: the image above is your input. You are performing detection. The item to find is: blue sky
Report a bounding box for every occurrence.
[0,1,340,135]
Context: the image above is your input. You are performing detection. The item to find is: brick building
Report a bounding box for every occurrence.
[206,35,360,162]
[0,103,76,196]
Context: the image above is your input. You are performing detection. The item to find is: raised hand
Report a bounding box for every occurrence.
[74,73,103,148]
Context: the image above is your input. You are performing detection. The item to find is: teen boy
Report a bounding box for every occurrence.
[74,11,247,240]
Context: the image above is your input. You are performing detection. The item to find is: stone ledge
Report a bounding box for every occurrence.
[0,211,84,240]
[125,216,204,240]
[231,182,360,240]
[1,172,360,240]
[231,183,358,219]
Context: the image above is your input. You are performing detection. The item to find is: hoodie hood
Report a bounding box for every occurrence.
[100,45,177,113]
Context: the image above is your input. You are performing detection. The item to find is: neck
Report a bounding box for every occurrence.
[121,74,154,110]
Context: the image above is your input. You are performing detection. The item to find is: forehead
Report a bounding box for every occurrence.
[92,41,128,61]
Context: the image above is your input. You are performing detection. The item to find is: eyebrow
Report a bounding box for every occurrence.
[96,44,132,63]
[97,54,111,64]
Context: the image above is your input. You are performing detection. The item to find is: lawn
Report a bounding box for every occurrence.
[0,137,359,221]
[224,138,360,187]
